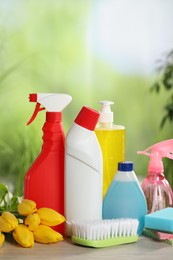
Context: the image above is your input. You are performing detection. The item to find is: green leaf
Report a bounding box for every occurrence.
[150,83,160,93]
[160,102,173,128]
[162,77,172,90]
[160,114,168,128]
[9,196,19,211]
[0,183,8,202]
[0,183,23,214]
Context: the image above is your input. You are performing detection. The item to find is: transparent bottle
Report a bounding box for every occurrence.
[138,139,173,213]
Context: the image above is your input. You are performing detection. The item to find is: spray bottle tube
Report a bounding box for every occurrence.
[24,93,72,234]
[137,139,173,213]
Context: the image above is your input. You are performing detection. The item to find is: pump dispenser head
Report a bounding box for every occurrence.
[98,101,114,123]
[137,139,173,173]
[27,93,72,125]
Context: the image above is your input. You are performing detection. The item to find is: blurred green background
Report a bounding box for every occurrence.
[0,0,172,195]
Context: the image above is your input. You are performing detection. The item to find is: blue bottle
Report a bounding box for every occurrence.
[103,161,147,235]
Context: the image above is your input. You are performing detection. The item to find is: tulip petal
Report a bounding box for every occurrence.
[25,213,41,231]
[0,216,11,232]
[13,224,34,248]
[37,208,65,226]
[0,232,5,248]
[33,225,63,244]
[18,199,37,216]
[0,212,18,232]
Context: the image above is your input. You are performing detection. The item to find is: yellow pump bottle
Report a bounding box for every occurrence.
[95,101,125,198]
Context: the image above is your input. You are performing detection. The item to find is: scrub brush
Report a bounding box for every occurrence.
[71,218,139,248]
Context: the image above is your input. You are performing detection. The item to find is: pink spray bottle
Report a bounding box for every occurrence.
[137,139,173,213]
[24,93,72,233]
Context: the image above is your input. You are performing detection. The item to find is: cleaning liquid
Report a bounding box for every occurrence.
[24,93,72,234]
[137,139,173,213]
[95,101,125,198]
[65,106,103,236]
[103,161,147,235]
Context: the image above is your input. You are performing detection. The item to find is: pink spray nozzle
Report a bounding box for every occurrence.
[137,139,173,173]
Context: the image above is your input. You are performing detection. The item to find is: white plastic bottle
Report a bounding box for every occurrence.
[65,106,103,236]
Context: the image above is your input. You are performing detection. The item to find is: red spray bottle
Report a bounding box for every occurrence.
[24,93,72,233]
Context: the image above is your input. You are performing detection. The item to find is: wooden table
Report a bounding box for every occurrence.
[0,236,172,259]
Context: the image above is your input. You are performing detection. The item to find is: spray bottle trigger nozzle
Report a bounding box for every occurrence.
[27,103,45,125]
[165,152,173,160]
[137,151,151,157]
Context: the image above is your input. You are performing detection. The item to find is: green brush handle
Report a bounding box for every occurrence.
[72,235,138,248]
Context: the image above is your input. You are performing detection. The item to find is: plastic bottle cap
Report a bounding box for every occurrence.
[74,106,100,131]
[118,161,133,171]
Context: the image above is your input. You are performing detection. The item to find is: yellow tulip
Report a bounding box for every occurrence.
[0,232,5,248]
[25,213,41,231]
[17,199,37,216]
[33,225,63,244]
[37,208,65,227]
[0,212,18,232]
[13,224,34,248]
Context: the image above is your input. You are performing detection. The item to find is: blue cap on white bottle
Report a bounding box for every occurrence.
[118,161,133,171]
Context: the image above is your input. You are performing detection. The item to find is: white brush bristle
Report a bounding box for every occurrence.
[72,219,139,240]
